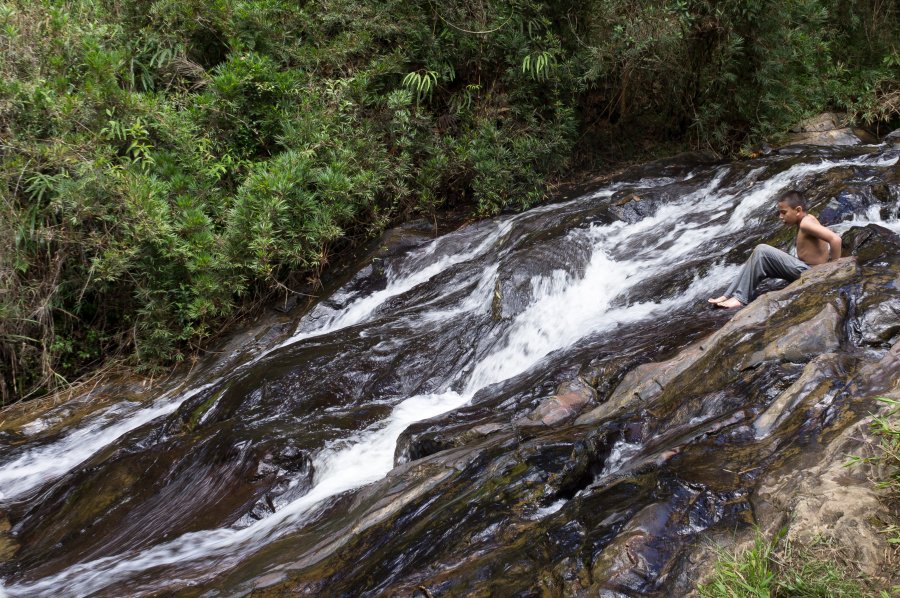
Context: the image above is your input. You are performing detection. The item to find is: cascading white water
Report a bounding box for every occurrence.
[0,382,217,502]
[2,151,897,597]
[833,202,900,235]
[286,219,518,343]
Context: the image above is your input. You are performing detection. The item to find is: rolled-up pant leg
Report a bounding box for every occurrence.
[725,244,809,304]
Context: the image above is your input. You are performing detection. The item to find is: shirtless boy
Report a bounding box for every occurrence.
[708,190,842,308]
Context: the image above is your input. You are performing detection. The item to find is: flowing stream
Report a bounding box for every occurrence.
[1,145,898,596]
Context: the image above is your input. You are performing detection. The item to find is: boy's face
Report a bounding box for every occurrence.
[777,201,803,225]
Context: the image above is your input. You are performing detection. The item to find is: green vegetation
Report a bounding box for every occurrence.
[700,397,900,597]
[698,531,880,597]
[1,0,898,403]
[847,396,900,549]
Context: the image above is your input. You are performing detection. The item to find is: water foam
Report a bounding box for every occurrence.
[0,382,217,502]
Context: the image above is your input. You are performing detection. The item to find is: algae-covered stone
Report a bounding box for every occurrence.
[0,515,17,562]
[744,301,843,367]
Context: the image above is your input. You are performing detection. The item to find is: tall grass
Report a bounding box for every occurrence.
[699,532,880,597]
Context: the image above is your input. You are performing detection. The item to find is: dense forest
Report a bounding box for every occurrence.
[1,0,897,403]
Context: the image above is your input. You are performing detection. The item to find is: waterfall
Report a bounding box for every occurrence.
[1,148,897,597]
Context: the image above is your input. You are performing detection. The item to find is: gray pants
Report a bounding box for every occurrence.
[726,244,809,304]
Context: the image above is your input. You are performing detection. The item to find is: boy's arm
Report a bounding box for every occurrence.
[800,218,842,260]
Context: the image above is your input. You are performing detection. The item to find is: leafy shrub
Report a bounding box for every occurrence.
[0,0,897,403]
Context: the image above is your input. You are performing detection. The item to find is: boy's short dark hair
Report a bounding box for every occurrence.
[778,190,806,211]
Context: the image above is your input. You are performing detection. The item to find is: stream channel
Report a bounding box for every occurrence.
[1,142,899,596]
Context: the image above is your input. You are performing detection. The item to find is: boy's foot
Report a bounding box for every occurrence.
[714,297,744,308]
[707,295,728,304]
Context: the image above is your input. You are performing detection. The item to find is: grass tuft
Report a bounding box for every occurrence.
[698,531,877,597]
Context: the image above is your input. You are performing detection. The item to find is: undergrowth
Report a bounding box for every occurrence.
[1,0,898,403]
[699,531,885,597]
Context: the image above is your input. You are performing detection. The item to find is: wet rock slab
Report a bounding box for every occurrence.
[235,228,899,597]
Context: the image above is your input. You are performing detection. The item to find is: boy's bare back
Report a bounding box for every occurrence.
[796,214,836,265]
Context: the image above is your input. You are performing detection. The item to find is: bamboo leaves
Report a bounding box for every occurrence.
[101,111,156,172]
[402,70,438,102]
[521,50,556,81]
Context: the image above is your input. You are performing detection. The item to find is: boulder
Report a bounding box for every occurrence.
[785,112,877,146]
[608,188,679,224]
[784,128,874,147]
[883,127,900,145]
[857,295,900,346]
[493,239,592,320]
[743,301,843,368]
[817,185,891,226]
[752,353,843,439]
[577,259,858,426]
[789,112,845,133]
[525,378,597,426]
[842,223,900,258]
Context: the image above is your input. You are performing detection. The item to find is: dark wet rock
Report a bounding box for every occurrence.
[393,369,577,467]
[240,444,315,523]
[487,195,623,321]
[293,220,440,333]
[394,313,729,470]
[1,428,303,579]
[744,301,843,367]
[393,420,514,467]
[494,238,593,320]
[609,188,675,224]
[857,295,900,346]
[589,483,751,596]
[818,185,890,226]
[751,353,845,439]
[606,151,722,184]
[778,160,898,227]
[611,255,715,308]
[579,354,648,402]
[842,222,900,261]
